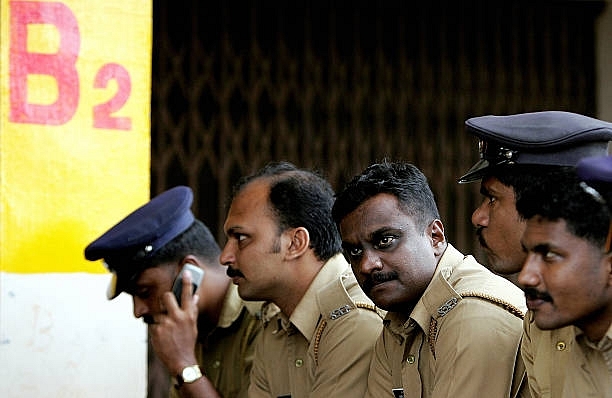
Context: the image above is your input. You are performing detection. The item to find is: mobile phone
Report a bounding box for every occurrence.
[172,263,205,306]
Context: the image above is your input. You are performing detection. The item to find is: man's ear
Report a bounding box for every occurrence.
[178,254,203,270]
[429,219,446,253]
[285,227,310,260]
[605,251,612,288]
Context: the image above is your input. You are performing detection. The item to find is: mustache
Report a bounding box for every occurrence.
[143,315,155,325]
[524,287,553,303]
[476,227,489,250]
[362,271,398,292]
[226,267,244,278]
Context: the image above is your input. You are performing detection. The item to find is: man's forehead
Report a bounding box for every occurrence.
[231,180,271,210]
[341,201,416,240]
[346,194,405,220]
[225,202,279,240]
[226,194,264,222]
[481,176,515,195]
[134,265,172,285]
[525,216,569,235]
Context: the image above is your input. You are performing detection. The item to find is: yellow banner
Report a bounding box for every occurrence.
[0,0,152,273]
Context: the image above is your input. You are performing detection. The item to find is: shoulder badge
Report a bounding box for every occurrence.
[329,304,351,320]
[437,297,458,317]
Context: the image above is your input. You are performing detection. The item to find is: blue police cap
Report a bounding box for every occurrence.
[458,111,612,184]
[84,186,195,299]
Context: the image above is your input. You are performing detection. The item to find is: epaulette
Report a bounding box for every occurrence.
[313,272,382,364]
[428,292,524,359]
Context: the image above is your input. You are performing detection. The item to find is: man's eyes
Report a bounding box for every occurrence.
[347,247,363,257]
[133,289,151,299]
[542,250,561,261]
[375,235,396,249]
[483,194,497,204]
[345,235,397,255]
[228,232,248,243]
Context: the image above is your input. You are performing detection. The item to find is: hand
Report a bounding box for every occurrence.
[149,270,200,375]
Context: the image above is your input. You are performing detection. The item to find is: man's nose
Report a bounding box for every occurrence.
[471,201,489,228]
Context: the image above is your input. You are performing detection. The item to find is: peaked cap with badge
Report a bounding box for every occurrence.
[458,111,612,184]
[84,186,195,299]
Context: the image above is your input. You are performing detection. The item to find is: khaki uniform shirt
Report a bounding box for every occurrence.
[521,312,612,397]
[169,284,263,398]
[366,244,528,398]
[248,254,384,398]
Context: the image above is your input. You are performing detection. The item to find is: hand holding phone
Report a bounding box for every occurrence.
[171,263,205,306]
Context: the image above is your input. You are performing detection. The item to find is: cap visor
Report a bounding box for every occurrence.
[457,159,490,184]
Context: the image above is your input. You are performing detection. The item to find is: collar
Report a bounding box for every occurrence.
[605,322,612,342]
[575,322,612,352]
[385,244,465,338]
[287,253,350,341]
[216,283,256,328]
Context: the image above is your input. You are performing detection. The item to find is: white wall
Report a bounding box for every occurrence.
[0,273,147,397]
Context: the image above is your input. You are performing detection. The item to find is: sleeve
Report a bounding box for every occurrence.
[235,315,262,398]
[520,312,541,398]
[430,298,524,398]
[364,329,396,398]
[247,330,271,398]
[308,308,383,397]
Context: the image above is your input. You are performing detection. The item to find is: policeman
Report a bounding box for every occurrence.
[458,110,612,282]
[333,161,528,398]
[516,154,612,397]
[85,186,262,398]
[220,161,384,397]
[456,112,612,398]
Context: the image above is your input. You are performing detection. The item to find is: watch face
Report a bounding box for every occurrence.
[182,366,200,382]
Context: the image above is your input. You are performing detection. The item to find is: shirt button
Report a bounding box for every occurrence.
[212,360,221,369]
[406,355,415,364]
[556,341,567,351]
[295,359,304,367]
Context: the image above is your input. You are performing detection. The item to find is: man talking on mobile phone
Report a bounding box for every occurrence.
[85,186,264,398]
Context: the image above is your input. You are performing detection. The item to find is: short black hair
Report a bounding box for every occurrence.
[515,168,611,248]
[332,160,440,232]
[489,164,574,206]
[151,219,221,267]
[232,161,342,261]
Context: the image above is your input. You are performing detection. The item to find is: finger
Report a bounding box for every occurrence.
[181,269,194,309]
[161,290,179,313]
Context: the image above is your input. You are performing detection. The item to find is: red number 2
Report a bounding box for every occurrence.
[93,63,132,130]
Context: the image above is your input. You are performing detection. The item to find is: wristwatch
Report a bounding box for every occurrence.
[175,365,203,388]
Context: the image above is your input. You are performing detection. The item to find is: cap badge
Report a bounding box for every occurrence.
[478,139,518,165]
